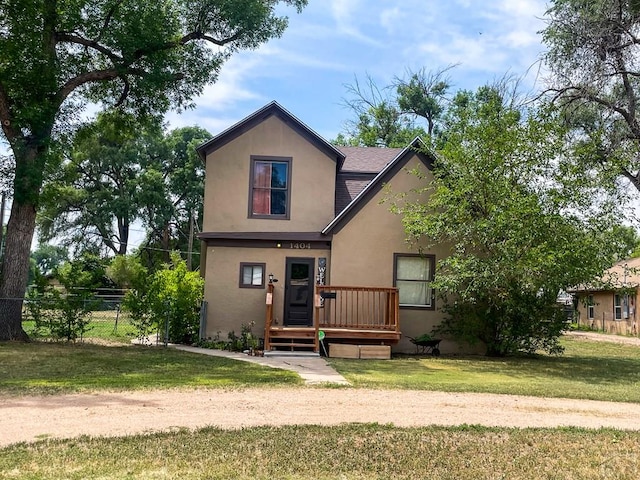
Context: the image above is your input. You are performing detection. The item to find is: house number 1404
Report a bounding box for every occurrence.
[290,242,311,249]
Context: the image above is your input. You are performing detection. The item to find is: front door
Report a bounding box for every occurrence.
[284,257,315,326]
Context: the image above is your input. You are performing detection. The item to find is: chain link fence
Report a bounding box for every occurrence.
[12,296,140,342]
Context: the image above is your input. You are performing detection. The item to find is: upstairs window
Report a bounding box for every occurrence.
[394,254,435,309]
[250,156,291,219]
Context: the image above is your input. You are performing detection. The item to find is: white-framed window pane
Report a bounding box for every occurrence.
[251,265,263,285]
[397,256,430,281]
[397,280,432,306]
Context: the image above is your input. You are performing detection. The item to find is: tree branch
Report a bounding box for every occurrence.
[56,32,123,63]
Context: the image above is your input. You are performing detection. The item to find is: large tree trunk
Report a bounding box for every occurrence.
[0,200,36,341]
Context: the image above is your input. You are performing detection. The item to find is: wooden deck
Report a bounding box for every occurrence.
[264,284,400,352]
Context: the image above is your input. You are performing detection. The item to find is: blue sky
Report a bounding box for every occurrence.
[168,0,550,141]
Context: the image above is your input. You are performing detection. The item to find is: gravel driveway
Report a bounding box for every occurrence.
[2,331,640,447]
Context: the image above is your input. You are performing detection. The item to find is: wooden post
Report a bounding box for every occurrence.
[264,282,274,351]
[313,283,320,353]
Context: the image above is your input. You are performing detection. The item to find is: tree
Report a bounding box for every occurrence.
[337,74,426,147]
[139,126,211,269]
[31,244,69,277]
[38,110,166,256]
[392,85,621,356]
[0,0,307,340]
[542,0,640,194]
[394,65,455,137]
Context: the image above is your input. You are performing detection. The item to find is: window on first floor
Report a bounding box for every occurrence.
[614,293,622,320]
[239,263,266,288]
[249,156,291,218]
[587,294,594,320]
[393,253,435,309]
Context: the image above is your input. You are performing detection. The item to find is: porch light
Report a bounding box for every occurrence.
[268,273,278,284]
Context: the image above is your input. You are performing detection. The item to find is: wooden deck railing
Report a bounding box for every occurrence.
[314,285,400,332]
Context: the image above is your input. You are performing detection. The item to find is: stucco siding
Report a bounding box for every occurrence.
[575,290,640,335]
[202,245,331,340]
[329,155,453,353]
[203,115,336,233]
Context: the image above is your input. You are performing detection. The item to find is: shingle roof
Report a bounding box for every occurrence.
[324,137,435,234]
[338,146,404,173]
[335,173,376,216]
[572,257,640,291]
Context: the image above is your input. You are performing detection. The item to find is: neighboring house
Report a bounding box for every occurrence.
[196,101,450,354]
[571,257,640,336]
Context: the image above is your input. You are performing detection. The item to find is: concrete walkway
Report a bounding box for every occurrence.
[174,345,350,385]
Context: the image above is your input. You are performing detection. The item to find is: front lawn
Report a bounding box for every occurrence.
[0,342,301,395]
[329,336,640,403]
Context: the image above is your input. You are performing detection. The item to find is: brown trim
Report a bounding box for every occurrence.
[203,238,331,250]
[393,253,436,310]
[195,101,345,168]
[239,262,266,289]
[248,156,292,220]
[198,231,331,241]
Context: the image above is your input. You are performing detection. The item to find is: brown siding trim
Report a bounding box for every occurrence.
[196,101,345,168]
[204,238,331,250]
[198,232,331,241]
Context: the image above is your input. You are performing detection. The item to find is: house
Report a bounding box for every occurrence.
[571,257,640,336]
[196,101,451,354]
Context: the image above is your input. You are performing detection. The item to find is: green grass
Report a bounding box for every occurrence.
[22,310,139,345]
[2,424,639,479]
[0,342,301,395]
[329,336,640,403]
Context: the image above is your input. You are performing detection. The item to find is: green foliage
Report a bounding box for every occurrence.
[123,253,204,343]
[24,283,95,343]
[0,0,307,338]
[393,84,622,356]
[337,74,427,147]
[30,244,69,277]
[542,0,640,196]
[336,67,453,147]
[107,255,148,290]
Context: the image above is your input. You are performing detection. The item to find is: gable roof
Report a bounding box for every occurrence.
[323,137,435,235]
[196,101,345,168]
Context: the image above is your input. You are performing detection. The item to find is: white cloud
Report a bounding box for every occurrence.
[379,7,402,34]
[328,0,382,46]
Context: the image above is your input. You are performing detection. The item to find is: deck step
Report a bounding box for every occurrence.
[268,342,316,348]
[263,350,320,358]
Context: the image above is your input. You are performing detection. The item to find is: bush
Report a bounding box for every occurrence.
[123,253,204,344]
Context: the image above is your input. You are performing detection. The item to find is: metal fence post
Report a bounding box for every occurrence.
[164,301,170,347]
